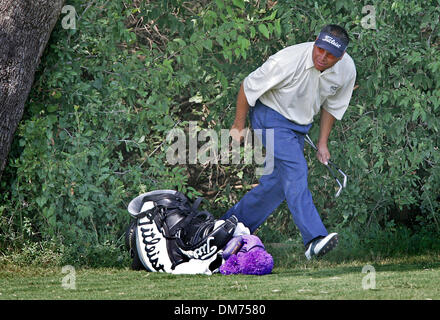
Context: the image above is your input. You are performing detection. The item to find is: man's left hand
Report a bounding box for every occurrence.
[316,143,330,165]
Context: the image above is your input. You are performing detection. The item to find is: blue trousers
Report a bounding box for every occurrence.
[221,101,328,246]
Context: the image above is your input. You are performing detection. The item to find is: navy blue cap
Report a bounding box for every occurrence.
[314,32,347,58]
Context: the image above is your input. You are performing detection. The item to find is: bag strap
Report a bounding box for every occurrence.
[138,192,214,240]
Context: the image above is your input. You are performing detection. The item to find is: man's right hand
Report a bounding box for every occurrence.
[230,124,246,143]
[230,82,250,144]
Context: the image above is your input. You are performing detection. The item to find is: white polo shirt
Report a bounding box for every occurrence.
[243,42,356,125]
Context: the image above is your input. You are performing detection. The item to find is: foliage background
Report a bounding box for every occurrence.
[0,0,439,266]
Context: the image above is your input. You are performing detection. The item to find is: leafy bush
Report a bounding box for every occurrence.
[0,238,64,268]
[0,0,439,264]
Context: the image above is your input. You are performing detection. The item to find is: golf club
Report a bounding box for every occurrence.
[304,134,347,197]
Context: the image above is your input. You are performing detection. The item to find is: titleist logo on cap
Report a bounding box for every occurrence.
[322,35,342,48]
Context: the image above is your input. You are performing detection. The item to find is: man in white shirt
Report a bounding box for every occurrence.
[222,24,356,259]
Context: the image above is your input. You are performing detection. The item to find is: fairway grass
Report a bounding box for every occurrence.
[1,253,439,300]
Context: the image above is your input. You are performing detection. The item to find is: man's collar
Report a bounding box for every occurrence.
[305,44,315,70]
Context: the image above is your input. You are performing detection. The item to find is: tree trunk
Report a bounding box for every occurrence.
[0,0,64,179]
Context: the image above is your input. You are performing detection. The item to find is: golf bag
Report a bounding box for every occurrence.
[125,190,240,275]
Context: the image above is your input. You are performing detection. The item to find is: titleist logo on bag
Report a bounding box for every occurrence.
[135,199,173,273]
[139,218,166,272]
[181,236,218,260]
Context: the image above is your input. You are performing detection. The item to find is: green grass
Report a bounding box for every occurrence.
[1,253,440,300]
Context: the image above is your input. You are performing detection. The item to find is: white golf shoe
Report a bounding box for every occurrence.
[305,233,338,260]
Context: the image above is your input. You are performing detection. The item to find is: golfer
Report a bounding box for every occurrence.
[221,24,356,259]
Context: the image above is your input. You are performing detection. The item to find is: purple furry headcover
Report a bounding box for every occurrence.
[219,235,273,275]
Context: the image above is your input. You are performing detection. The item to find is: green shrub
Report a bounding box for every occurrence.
[0,239,64,268]
[59,241,130,268]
